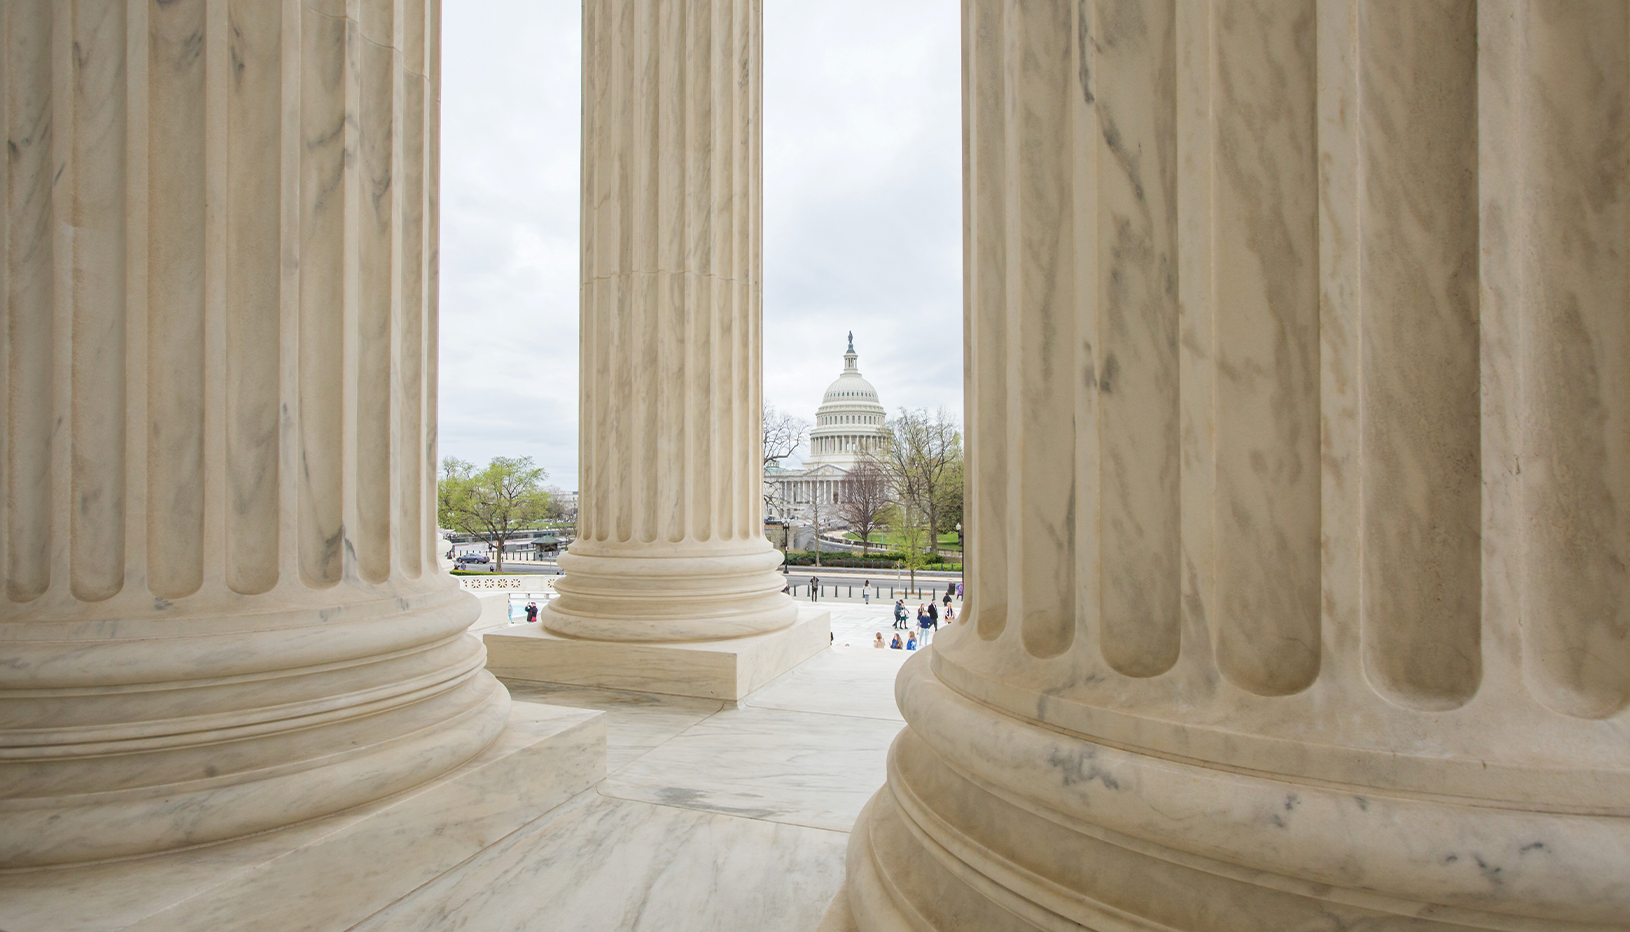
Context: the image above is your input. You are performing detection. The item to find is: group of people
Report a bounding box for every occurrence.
[875,631,917,650]
[874,583,960,651]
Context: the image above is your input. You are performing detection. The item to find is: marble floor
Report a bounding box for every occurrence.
[360,602,915,931]
[0,604,919,932]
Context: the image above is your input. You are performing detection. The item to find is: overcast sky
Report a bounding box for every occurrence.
[439,1,962,491]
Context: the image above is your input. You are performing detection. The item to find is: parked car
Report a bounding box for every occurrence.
[455,553,490,565]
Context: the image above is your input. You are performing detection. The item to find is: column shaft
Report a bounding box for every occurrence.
[543,0,795,643]
[0,0,505,869]
[835,2,1630,928]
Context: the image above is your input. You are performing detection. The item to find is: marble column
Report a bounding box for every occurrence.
[540,0,797,643]
[831,2,1630,928]
[0,0,508,868]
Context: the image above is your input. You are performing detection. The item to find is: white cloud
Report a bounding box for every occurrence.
[438,1,963,489]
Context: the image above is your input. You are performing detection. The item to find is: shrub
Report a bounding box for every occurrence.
[780,550,958,570]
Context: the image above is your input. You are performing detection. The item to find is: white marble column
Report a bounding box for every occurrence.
[0,0,507,868]
[831,2,1630,928]
[541,0,797,643]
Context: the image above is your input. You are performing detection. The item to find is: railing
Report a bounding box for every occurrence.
[786,582,961,603]
[457,576,562,626]
[449,551,562,567]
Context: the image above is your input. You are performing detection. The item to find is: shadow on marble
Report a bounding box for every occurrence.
[600,706,905,832]
[500,679,724,772]
[351,793,847,932]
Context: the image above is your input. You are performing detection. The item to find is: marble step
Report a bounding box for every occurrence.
[0,701,605,932]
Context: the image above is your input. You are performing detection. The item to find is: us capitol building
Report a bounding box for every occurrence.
[8,3,1625,930]
[764,333,885,524]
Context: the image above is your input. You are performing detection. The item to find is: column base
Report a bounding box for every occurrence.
[0,701,605,932]
[485,606,832,701]
[0,585,510,869]
[815,883,863,932]
[836,654,1630,931]
[542,543,800,641]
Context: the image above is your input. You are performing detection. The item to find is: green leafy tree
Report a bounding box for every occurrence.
[439,456,552,573]
[935,457,964,552]
[893,507,932,593]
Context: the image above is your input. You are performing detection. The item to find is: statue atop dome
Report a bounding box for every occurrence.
[806,334,885,469]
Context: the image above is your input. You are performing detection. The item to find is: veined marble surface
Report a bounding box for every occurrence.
[500,680,725,772]
[355,622,903,930]
[742,647,909,722]
[0,703,604,932]
[351,793,848,932]
[0,608,908,931]
[512,604,909,834]
[600,705,904,832]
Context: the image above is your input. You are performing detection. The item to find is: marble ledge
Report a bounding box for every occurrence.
[0,702,606,932]
[484,607,832,701]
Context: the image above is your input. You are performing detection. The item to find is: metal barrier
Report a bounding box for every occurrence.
[787,583,961,602]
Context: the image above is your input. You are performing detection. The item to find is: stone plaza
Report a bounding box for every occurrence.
[3,1,1629,930]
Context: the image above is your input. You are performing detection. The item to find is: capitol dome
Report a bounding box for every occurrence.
[822,373,880,405]
[805,333,887,470]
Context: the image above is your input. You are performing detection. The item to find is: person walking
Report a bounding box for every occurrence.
[893,599,907,629]
[928,600,939,630]
[862,580,871,605]
[809,575,820,603]
[943,587,953,612]
[917,604,932,646]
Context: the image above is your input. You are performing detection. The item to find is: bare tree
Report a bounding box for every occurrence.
[762,404,810,524]
[878,408,962,556]
[763,405,808,468]
[837,456,890,554]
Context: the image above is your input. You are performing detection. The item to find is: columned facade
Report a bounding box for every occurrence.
[540,0,798,643]
[0,0,508,868]
[834,2,1630,929]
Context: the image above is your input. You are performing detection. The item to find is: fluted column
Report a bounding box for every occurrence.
[834,2,1630,928]
[0,0,507,869]
[542,0,796,643]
